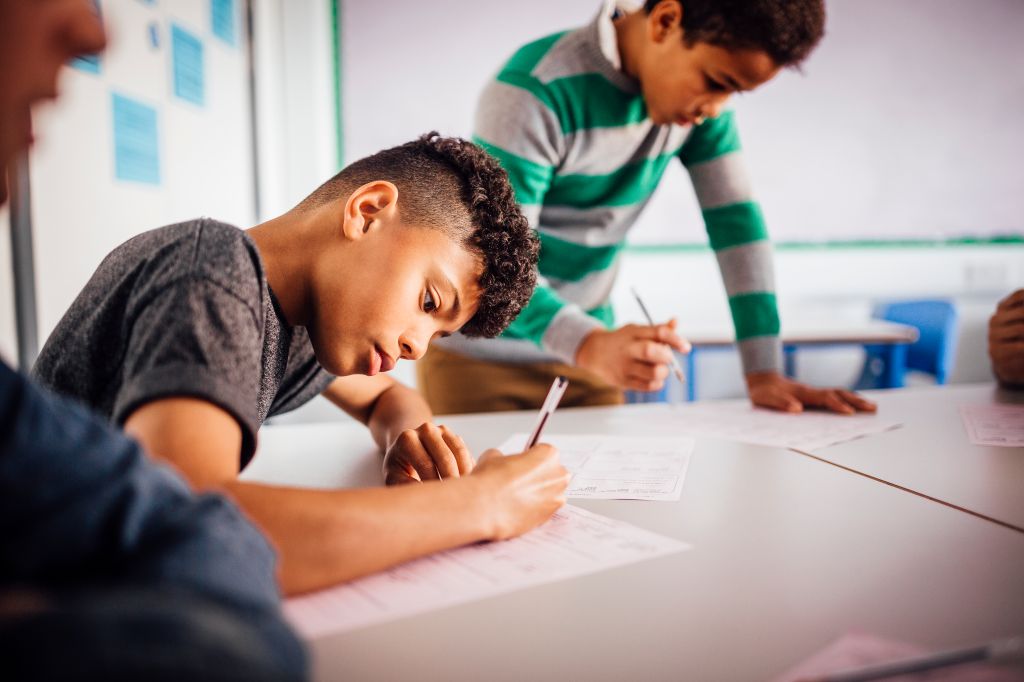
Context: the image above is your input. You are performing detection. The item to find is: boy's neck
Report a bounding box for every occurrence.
[247,212,318,327]
[614,7,645,81]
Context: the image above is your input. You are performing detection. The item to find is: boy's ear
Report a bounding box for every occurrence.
[648,0,683,44]
[341,181,399,241]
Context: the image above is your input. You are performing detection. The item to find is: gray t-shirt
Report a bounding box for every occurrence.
[32,218,333,468]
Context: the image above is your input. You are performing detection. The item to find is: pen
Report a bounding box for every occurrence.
[631,287,687,386]
[525,376,569,449]
[821,635,1023,682]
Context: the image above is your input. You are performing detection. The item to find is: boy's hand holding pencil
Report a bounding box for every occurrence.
[576,320,691,393]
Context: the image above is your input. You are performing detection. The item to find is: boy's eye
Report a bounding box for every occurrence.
[423,290,438,313]
[704,74,727,93]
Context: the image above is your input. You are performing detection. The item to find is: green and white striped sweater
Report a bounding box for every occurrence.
[437,1,783,375]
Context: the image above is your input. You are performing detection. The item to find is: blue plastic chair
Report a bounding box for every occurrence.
[856,299,959,389]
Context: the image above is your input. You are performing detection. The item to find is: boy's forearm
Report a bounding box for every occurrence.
[223,477,492,595]
[366,382,434,451]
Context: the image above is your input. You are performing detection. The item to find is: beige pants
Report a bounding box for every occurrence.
[416,346,625,415]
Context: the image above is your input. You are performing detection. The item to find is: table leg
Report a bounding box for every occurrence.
[784,345,797,378]
[686,350,697,402]
[880,343,908,388]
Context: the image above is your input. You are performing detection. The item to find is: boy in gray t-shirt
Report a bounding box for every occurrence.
[34,134,571,595]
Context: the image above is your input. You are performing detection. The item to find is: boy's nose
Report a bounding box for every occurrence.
[706,95,730,118]
[399,333,427,361]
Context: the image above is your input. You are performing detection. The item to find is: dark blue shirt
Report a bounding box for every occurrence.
[0,360,306,676]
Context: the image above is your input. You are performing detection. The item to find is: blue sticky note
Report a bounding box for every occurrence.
[211,0,237,46]
[70,0,103,72]
[112,93,160,185]
[171,24,205,106]
[71,54,101,74]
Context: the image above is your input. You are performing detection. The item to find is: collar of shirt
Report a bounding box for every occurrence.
[596,0,640,72]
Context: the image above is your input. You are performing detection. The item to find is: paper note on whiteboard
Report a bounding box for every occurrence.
[211,0,238,46]
[960,403,1024,447]
[171,24,205,105]
[284,504,688,638]
[112,93,160,185]
[498,434,694,502]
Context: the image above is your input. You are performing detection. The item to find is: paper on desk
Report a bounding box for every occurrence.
[960,403,1024,447]
[611,402,902,451]
[284,504,688,638]
[771,631,1023,682]
[498,434,694,501]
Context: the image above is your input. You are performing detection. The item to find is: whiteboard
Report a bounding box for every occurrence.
[342,0,1024,245]
[29,0,255,341]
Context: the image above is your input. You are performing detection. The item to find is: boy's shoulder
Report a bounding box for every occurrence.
[494,19,631,109]
[500,30,574,80]
[110,217,265,301]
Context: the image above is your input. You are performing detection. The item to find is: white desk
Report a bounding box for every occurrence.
[248,403,1024,682]
[792,382,1024,532]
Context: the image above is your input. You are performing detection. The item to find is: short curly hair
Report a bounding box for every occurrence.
[299,132,538,338]
[643,0,826,67]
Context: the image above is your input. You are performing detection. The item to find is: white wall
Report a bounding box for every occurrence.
[342,0,1024,244]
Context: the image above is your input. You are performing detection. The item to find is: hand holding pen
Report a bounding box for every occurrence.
[575,309,691,393]
[470,376,571,540]
[631,288,689,388]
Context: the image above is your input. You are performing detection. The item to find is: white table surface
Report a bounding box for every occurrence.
[248,401,1024,682]
[792,382,1024,533]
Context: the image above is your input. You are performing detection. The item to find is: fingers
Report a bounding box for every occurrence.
[989,322,1024,343]
[990,306,1024,338]
[625,361,669,392]
[630,323,691,353]
[818,391,855,415]
[991,341,1024,358]
[384,468,420,486]
[627,338,674,365]
[391,429,440,482]
[797,386,882,415]
[520,442,558,465]
[997,289,1024,311]
[417,424,465,479]
[750,385,803,413]
[836,389,877,413]
[477,448,503,465]
[436,424,474,475]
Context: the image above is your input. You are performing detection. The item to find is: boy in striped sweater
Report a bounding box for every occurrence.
[419,0,876,416]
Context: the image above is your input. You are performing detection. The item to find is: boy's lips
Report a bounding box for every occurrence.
[372,345,396,374]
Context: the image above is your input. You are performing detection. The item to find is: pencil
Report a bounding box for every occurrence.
[631,288,687,386]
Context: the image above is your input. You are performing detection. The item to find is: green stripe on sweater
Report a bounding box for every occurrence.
[728,292,781,340]
[679,110,741,167]
[544,150,678,208]
[502,31,569,74]
[704,202,769,251]
[538,232,623,281]
[474,137,553,206]
[502,285,567,343]
[496,72,647,134]
[588,301,615,327]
